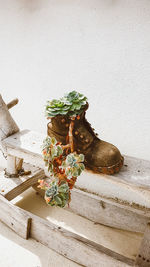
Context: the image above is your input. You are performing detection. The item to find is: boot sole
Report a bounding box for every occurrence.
[85,156,124,175]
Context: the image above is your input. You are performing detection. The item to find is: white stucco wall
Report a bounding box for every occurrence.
[0,0,150,167]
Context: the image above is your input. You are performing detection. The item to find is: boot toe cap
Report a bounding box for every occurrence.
[87,140,122,168]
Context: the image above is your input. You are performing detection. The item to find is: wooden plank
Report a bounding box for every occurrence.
[0,164,45,201]
[7,140,150,211]
[3,130,150,203]
[3,130,150,232]
[69,188,150,233]
[6,141,150,211]
[33,184,150,233]
[0,194,31,239]
[3,130,150,189]
[26,209,135,266]
[15,187,142,266]
[0,95,19,141]
[135,223,150,266]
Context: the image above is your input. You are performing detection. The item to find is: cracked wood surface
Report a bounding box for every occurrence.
[2,129,150,233]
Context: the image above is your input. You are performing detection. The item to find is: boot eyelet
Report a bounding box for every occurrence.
[65,123,69,128]
[61,119,65,123]
[85,139,89,143]
[75,131,78,135]
[80,134,84,139]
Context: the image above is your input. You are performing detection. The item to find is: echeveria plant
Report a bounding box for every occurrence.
[45,181,70,207]
[61,153,85,179]
[39,136,85,207]
[42,136,63,175]
[45,91,87,117]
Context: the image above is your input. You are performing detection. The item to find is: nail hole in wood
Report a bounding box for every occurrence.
[100,201,105,209]
[11,222,14,226]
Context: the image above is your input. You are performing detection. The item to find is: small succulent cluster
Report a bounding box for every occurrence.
[45,181,70,207]
[62,153,85,179]
[42,136,63,175]
[38,136,85,207]
[45,91,87,118]
[39,180,70,207]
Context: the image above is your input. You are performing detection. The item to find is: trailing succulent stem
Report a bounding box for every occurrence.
[39,91,87,208]
[39,135,85,207]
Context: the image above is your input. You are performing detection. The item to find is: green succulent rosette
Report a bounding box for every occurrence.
[61,153,85,179]
[42,136,63,161]
[45,91,87,117]
[45,181,70,207]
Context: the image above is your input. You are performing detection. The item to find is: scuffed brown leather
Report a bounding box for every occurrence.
[47,110,123,172]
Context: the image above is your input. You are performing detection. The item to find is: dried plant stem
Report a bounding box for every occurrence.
[69,120,75,153]
[62,144,71,150]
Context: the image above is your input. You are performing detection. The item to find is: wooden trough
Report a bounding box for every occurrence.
[0,94,150,266]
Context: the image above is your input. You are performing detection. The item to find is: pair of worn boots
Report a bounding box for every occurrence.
[47,103,123,175]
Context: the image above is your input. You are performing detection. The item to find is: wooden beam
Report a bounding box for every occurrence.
[7,98,19,110]
[0,194,31,239]
[135,223,150,266]
[0,94,19,141]
[0,95,19,161]
[0,164,45,201]
[33,184,150,233]
[28,210,134,266]
[3,130,150,233]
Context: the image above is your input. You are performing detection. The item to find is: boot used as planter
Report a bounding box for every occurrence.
[46,91,124,175]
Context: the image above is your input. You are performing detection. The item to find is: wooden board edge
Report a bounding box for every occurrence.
[0,188,135,265]
[26,209,134,266]
[5,169,45,201]
[135,222,150,266]
[32,183,149,234]
[0,195,31,239]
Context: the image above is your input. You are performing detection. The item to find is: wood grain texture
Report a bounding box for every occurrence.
[27,210,135,266]
[68,188,150,233]
[0,163,45,201]
[16,187,143,265]
[0,193,134,266]
[135,223,150,267]
[0,194,31,239]
[3,130,150,232]
[3,129,150,189]
[0,94,19,141]
[33,184,150,233]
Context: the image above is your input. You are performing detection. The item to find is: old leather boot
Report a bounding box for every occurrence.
[47,104,124,175]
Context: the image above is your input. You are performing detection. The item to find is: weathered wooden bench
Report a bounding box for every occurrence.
[2,129,150,234]
[0,94,150,266]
